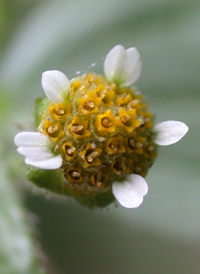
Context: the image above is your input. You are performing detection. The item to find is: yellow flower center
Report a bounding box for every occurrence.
[37,73,157,197]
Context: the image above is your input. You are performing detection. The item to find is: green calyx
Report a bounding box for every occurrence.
[26,166,115,208]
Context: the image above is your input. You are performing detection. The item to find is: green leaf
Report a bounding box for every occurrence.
[34,97,50,129]
[27,167,64,195]
[0,162,46,274]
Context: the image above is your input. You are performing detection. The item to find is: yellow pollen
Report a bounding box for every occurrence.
[99,90,107,99]
[83,101,95,110]
[129,139,135,148]
[47,125,59,135]
[113,161,126,171]
[79,85,86,92]
[148,146,154,151]
[136,142,143,148]
[128,99,139,109]
[55,107,65,115]
[71,171,81,178]
[71,124,84,134]
[89,74,96,83]
[109,140,119,152]
[120,115,130,124]
[144,117,151,123]
[86,73,96,86]
[109,83,117,90]
[96,181,103,188]
[86,150,99,163]
[66,146,75,156]
[102,117,113,128]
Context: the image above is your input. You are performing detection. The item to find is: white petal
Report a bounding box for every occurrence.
[14,132,51,147]
[104,45,141,87]
[25,155,62,170]
[41,70,70,103]
[153,120,189,146]
[112,174,148,208]
[17,146,53,161]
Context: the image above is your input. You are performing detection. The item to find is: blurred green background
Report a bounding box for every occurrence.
[0,0,200,273]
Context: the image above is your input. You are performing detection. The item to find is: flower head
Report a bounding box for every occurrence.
[14,45,188,209]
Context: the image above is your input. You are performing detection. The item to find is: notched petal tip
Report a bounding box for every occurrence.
[153,120,189,146]
[25,155,62,170]
[112,174,148,208]
[41,70,70,103]
[104,45,141,87]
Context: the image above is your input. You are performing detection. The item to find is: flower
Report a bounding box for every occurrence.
[78,91,101,115]
[42,120,64,141]
[118,108,141,133]
[68,116,91,140]
[106,136,126,155]
[79,143,102,168]
[94,110,119,136]
[14,45,189,209]
[41,70,71,103]
[14,132,62,170]
[104,45,142,87]
[49,103,71,120]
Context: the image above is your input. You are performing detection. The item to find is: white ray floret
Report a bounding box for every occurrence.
[14,132,62,170]
[25,157,62,170]
[112,174,148,208]
[104,45,141,87]
[153,120,189,146]
[41,70,71,103]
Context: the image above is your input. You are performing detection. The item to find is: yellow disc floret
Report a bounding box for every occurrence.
[49,103,71,120]
[118,108,141,133]
[42,120,64,141]
[94,110,119,136]
[106,136,126,154]
[68,116,91,141]
[79,143,102,168]
[89,170,109,189]
[78,91,101,115]
[62,142,77,161]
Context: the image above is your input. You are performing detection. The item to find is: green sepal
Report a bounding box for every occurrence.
[75,190,115,209]
[26,167,115,209]
[26,167,65,195]
[34,97,51,128]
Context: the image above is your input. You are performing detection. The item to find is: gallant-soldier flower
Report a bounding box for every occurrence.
[14,45,189,209]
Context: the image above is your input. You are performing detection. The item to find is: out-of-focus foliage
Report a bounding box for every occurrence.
[0,161,45,274]
[0,1,46,273]
[0,0,200,273]
[0,0,39,52]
